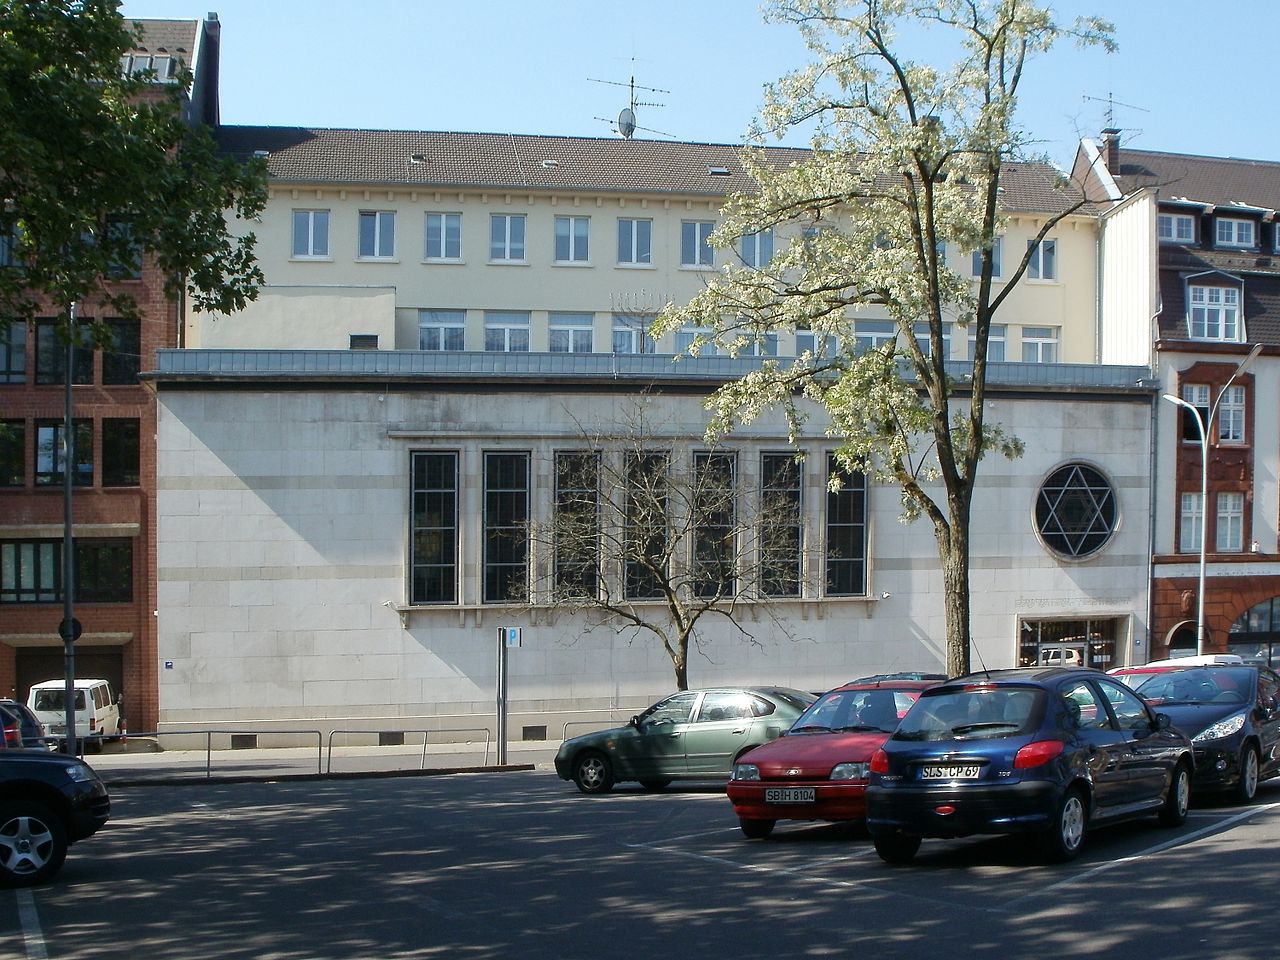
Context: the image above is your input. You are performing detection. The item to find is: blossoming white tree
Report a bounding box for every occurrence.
[655,0,1113,676]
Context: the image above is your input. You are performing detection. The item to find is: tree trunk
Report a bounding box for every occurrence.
[673,642,688,691]
[940,521,972,678]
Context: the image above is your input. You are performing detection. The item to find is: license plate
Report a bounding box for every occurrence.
[765,787,816,803]
[49,724,66,735]
[920,764,981,780]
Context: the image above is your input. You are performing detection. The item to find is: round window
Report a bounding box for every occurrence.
[1035,463,1117,559]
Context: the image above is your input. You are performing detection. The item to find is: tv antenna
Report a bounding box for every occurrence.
[1083,92,1149,128]
[589,73,672,139]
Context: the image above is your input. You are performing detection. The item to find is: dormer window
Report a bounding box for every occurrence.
[1158,213,1195,244]
[1215,217,1255,249]
[120,54,177,81]
[1188,285,1241,341]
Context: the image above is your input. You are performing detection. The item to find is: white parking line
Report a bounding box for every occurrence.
[16,888,48,960]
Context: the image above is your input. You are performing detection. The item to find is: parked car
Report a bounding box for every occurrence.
[27,679,122,751]
[846,672,947,684]
[0,700,50,750]
[0,751,110,886]
[0,704,22,749]
[727,680,935,838]
[1128,664,1280,802]
[866,667,1194,864]
[555,687,816,794]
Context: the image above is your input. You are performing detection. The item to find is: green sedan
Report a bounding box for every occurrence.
[554,686,817,794]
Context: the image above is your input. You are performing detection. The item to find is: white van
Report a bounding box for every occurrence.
[27,679,122,749]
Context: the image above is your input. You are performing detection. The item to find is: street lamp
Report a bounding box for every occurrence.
[1161,342,1263,655]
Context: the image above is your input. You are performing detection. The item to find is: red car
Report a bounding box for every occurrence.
[726,680,935,838]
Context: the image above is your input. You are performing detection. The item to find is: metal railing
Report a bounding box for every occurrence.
[126,729,326,778]
[324,727,492,773]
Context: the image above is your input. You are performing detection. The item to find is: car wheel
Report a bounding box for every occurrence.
[1159,761,1192,827]
[1041,788,1087,862]
[638,779,671,792]
[739,818,775,840]
[1234,745,1260,803]
[0,801,68,888]
[572,752,614,795]
[872,832,920,865]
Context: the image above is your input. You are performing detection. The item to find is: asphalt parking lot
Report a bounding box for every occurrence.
[4,771,1279,960]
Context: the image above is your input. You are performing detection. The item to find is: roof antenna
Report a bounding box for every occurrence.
[589,68,673,139]
[1082,92,1149,131]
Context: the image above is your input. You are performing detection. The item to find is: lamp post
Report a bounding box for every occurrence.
[1161,343,1263,656]
[61,301,80,755]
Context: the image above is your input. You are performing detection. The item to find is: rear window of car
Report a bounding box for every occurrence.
[771,689,819,712]
[32,690,86,712]
[893,687,1045,742]
[1136,667,1252,706]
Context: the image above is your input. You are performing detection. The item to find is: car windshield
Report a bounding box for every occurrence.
[32,690,85,712]
[893,687,1044,741]
[1135,667,1251,706]
[791,688,919,734]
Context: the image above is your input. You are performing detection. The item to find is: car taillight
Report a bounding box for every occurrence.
[1014,740,1064,769]
[4,725,19,746]
[89,717,96,732]
[870,748,890,774]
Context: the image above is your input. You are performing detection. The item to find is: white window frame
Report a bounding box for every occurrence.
[490,214,527,263]
[739,229,774,269]
[796,329,838,358]
[617,218,652,266]
[554,215,590,264]
[1215,218,1255,249]
[681,220,715,268]
[425,212,462,262]
[971,236,1003,279]
[1188,285,1241,342]
[1217,492,1244,553]
[968,323,1006,362]
[291,209,330,259]
[484,311,530,352]
[612,314,654,354]
[912,322,952,359]
[1181,383,1211,443]
[855,320,896,353]
[418,310,465,351]
[1021,326,1059,363]
[1158,213,1195,244]
[1180,492,1204,554]
[1219,385,1246,444]
[358,210,395,260]
[549,313,594,353]
[674,325,718,356]
[1027,238,1057,281]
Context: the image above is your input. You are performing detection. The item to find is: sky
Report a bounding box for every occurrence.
[117,1,1280,172]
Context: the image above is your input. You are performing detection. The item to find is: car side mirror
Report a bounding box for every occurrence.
[629,715,641,728]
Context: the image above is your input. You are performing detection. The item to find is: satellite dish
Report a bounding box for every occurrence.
[618,108,637,139]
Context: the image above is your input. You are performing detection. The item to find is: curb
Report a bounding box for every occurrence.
[102,763,537,788]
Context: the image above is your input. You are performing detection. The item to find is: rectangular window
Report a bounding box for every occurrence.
[741,332,779,357]
[410,452,458,604]
[1215,218,1255,249]
[825,454,867,596]
[1027,238,1057,281]
[291,209,330,258]
[1219,385,1246,444]
[425,212,462,261]
[1181,383,1210,441]
[549,313,594,353]
[1021,326,1059,363]
[625,452,668,600]
[1180,492,1203,554]
[104,216,141,280]
[0,322,26,384]
[490,214,526,262]
[358,211,395,259]
[0,540,131,603]
[972,237,1003,278]
[0,221,18,268]
[692,453,736,599]
[554,452,599,598]
[35,321,92,385]
[968,324,1006,362]
[0,420,23,486]
[612,314,654,354]
[796,327,838,358]
[760,453,802,597]
[484,311,530,352]
[418,310,465,351]
[681,220,715,267]
[674,325,717,356]
[102,319,140,385]
[483,452,529,603]
[617,218,652,265]
[739,229,774,268]
[1158,213,1195,244]
[912,322,951,359]
[102,418,140,487]
[1217,492,1244,552]
[554,216,589,263]
[34,419,92,486]
[1189,286,1240,341]
[855,320,896,354]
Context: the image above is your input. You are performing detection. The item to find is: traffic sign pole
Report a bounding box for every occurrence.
[495,628,508,765]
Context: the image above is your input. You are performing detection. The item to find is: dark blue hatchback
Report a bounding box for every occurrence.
[866,667,1194,864]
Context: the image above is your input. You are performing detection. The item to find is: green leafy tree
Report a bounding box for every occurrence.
[655,0,1113,676]
[0,0,266,343]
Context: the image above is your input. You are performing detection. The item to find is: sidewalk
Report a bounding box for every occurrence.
[85,737,562,786]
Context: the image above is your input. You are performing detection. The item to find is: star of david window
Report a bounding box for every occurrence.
[1035,463,1117,559]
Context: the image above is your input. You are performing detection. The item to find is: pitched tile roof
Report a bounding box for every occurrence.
[1111,148,1280,211]
[215,126,1097,215]
[127,19,199,62]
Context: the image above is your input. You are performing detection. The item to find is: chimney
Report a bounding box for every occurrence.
[1100,127,1121,174]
